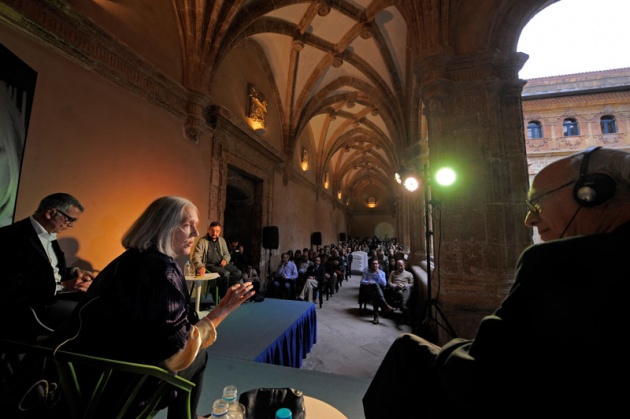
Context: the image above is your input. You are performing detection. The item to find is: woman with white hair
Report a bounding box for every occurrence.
[51,196,255,419]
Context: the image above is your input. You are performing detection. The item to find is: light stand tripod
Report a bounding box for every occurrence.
[418,163,458,343]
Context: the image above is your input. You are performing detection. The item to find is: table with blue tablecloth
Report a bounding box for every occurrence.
[205,298,317,368]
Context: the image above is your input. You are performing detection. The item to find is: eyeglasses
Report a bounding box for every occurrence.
[525,180,575,215]
[56,209,78,226]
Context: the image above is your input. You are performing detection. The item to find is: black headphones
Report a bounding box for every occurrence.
[572,146,616,207]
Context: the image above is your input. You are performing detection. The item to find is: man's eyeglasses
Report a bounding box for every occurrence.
[525,180,575,215]
[56,209,78,226]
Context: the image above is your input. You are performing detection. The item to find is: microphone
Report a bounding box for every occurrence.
[560,206,582,238]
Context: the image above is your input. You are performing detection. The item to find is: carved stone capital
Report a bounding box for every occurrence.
[332,52,343,68]
[184,115,203,143]
[317,1,331,16]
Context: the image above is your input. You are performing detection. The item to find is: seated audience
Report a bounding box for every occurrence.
[192,221,242,298]
[387,259,414,312]
[363,147,630,417]
[326,247,344,292]
[0,192,94,342]
[50,196,255,419]
[361,258,394,324]
[228,238,248,271]
[242,264,263,301]
[297,256,328,303]
[296,252,313,291]
[271,252,298,299]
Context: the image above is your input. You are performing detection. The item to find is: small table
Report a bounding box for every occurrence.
[185,273,220,314]
[303,396,347,418]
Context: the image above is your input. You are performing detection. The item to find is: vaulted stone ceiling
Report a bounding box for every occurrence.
[175,0,551,214]
[18,0,552,215]
[175,0,427,215]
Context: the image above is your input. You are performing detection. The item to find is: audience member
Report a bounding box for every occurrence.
[242,264,259,283]
[326,247,343,292]
[0,192,94,342]
[375,248,389,277]
[228,238,248,271]
[363,147,630,417]
[297,255,328,303]
[296,252,312,292]
[388,259,414,312]
[360,258,394,325]
[242,264,263,302]
[271,252,298,299]
[192,221,242,298]
[50,196,255,419]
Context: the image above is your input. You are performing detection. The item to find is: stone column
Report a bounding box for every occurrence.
[416,51,533,342]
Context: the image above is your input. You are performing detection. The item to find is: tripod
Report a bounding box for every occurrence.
[417,163,457,344]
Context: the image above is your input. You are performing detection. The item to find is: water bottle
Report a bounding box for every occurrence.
[222,385,245,419]
[184,260,194,277]
[210,399,233,418]
[275,407,292,419]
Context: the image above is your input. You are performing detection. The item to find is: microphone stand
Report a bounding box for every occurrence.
[418,163,458,344]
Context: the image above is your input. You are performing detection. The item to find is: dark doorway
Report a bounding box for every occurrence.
[223,166,262,271]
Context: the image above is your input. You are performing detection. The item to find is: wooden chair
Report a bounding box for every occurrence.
[1,338,196,419]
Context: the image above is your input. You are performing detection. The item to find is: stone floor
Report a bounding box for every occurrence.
[299,274,413,379]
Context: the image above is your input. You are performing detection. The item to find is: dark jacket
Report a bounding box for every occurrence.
[305,263,327,287]
[0,218,74,338]
[436,221,630,416]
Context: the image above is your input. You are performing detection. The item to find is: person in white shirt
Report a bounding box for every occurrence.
[0,192,94,341]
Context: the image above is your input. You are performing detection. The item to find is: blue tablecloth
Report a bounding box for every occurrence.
[206,298,317,368]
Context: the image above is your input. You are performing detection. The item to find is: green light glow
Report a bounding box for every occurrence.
[435,167,456,186]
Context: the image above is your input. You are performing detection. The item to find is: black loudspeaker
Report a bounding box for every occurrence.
[311,232,322,246]
[573,146,616,207]
[339,232,346,242]
[262,226,279,250]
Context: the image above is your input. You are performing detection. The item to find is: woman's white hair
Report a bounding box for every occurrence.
[122,196,197,258]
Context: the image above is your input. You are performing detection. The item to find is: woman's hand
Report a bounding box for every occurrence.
[203,282,256,328]
[218,282,255,311]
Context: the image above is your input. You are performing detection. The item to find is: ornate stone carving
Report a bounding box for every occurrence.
[331,53,344,68]
[247,84,268,130]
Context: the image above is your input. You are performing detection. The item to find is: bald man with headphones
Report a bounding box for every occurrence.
[364,146,630,418]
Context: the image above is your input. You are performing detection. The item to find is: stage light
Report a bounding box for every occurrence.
[403,176,419,192]
[435,167,456,186]
[395,167,419,192]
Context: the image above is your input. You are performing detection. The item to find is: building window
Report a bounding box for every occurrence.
[527,121,543,139]
[563,118,579,136]
[600,115,617,134]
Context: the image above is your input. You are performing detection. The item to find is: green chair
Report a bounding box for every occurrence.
[0,338,59,417]
[1,338,196,419]
[54,350,196,419]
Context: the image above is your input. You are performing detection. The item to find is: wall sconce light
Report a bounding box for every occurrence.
[301,148,309,172]
[366,197,377,208]
[323,171,330,189]
[337,191,342,200]
[395,167,419,192]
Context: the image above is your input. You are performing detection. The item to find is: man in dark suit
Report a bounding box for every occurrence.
[0,192,94,342]
[364,146,630,417]
[297,255,328,302]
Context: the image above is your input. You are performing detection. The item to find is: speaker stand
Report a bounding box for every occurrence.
[266,249,273,287]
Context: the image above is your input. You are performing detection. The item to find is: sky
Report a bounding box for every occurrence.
[517,0,630,79]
